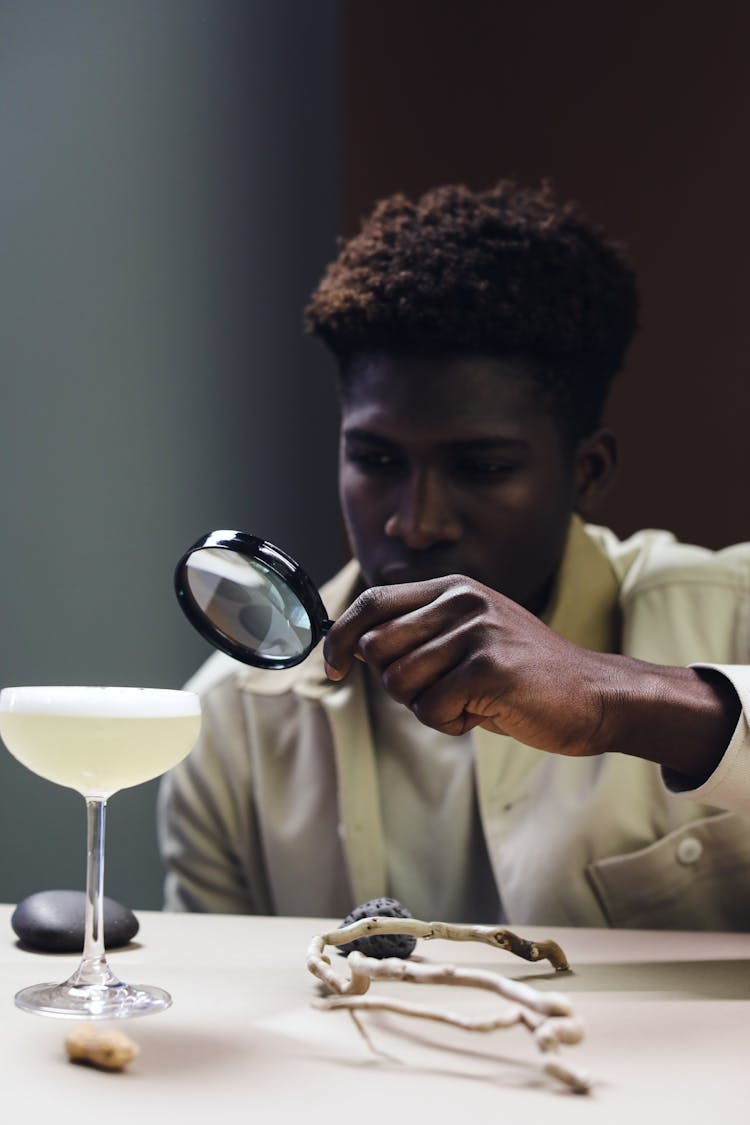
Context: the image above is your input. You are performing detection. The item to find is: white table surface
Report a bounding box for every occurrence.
[2,905,749,1124]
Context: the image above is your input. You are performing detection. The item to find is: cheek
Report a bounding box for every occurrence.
[505,488,573,558]
[471,481,574,594]
[338,470,378,546]
[514,505,572,580]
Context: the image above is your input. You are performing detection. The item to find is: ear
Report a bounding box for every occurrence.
[572,427,618,519]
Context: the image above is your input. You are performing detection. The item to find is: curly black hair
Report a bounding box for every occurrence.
[304,181,639,439]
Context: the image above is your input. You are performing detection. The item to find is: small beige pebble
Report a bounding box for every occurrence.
[65,1024,140,1071]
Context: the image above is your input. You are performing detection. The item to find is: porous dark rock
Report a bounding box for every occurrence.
[339,896,417,960]
[11,889,139,953]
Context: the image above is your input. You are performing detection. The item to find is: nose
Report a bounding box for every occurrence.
[384,468,462,548]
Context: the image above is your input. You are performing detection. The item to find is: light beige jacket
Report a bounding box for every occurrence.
[158,518,750,929]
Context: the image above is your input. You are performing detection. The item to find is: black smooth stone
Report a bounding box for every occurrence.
[11,890,139,953]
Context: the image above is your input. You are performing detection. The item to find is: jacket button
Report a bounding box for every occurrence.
[676,836,703,865]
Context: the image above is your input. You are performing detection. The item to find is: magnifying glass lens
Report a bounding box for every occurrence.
[183,550,313,661]
[175,533,332,670]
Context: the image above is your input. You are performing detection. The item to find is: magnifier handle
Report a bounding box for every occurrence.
[321,619,335,634]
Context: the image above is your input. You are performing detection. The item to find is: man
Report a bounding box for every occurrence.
[159,182,750,928]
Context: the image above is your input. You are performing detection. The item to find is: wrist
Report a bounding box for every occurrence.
[592,658,741,784]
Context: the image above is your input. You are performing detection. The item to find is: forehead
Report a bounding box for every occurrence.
[341,352,558,442]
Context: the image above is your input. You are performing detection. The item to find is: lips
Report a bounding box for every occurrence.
[377,558,464,585]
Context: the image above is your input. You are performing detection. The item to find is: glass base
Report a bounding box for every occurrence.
[15,979,172,1020]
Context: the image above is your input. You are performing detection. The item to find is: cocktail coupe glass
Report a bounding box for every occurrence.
[0,686,201,1019]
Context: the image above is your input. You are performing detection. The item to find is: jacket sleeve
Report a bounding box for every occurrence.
[662,664,750,811]
[157,673,267,914]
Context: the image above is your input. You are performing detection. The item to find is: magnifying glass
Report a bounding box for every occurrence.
[174,531,335,669]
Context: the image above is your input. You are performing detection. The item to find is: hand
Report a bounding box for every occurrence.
[323,575,741,780]
[323,575,610,756]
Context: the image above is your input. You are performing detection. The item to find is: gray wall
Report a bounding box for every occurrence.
[0,0,342,908]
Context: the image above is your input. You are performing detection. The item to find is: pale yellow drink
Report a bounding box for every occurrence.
[0,685,201,1019]
[0,686,201,798]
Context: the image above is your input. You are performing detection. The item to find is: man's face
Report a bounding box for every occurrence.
[338,353,582,615]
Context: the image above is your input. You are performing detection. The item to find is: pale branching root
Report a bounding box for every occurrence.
[307,918,590,1094]
[65,1024,140,1071]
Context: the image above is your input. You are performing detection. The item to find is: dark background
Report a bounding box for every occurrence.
[344,0,750,549]
[0,0,747,910]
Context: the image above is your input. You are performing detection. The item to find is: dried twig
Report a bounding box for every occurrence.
[318,917,569,971]
[306,918,590,1094]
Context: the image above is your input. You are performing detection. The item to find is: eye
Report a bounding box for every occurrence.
[346,447,403,472]
[456,457,518,478]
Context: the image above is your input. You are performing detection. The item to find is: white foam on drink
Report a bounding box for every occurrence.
[0,686,200,717]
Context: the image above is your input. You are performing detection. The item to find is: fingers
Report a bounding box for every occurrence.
[322,575,516,741]
[405,648,502,735]
[377,627,469,706]
[323,571,605,754]
[323,579,453,679]
[327,595,501,737]
[376,639,501,736]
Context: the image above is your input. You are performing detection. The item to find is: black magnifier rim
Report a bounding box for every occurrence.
[174,530,333,670]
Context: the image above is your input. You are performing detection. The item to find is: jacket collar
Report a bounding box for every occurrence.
[543,514,621,653]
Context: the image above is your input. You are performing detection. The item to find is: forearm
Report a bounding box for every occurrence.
[591,657,742,785]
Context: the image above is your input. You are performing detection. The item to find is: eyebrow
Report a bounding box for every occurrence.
[342,427,530,452]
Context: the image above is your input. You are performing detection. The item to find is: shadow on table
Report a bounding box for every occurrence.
[514,959,750,999]
[315,1013,589,1099]
[130,1025,252,1074]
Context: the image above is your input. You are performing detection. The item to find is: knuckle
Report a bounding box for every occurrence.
[411,696,451,732]
[354,587,382,616]
[439,577,487,615]
[410,695,433,723]
[357,629,380,660]
[381,661,411,702]
[466,647,496,678]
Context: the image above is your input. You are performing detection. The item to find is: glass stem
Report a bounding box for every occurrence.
[70,796,119,988]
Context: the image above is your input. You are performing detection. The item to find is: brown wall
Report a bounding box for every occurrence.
[343,0,750,548]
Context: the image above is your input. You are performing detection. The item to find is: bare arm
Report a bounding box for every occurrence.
[323,576,741,786]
